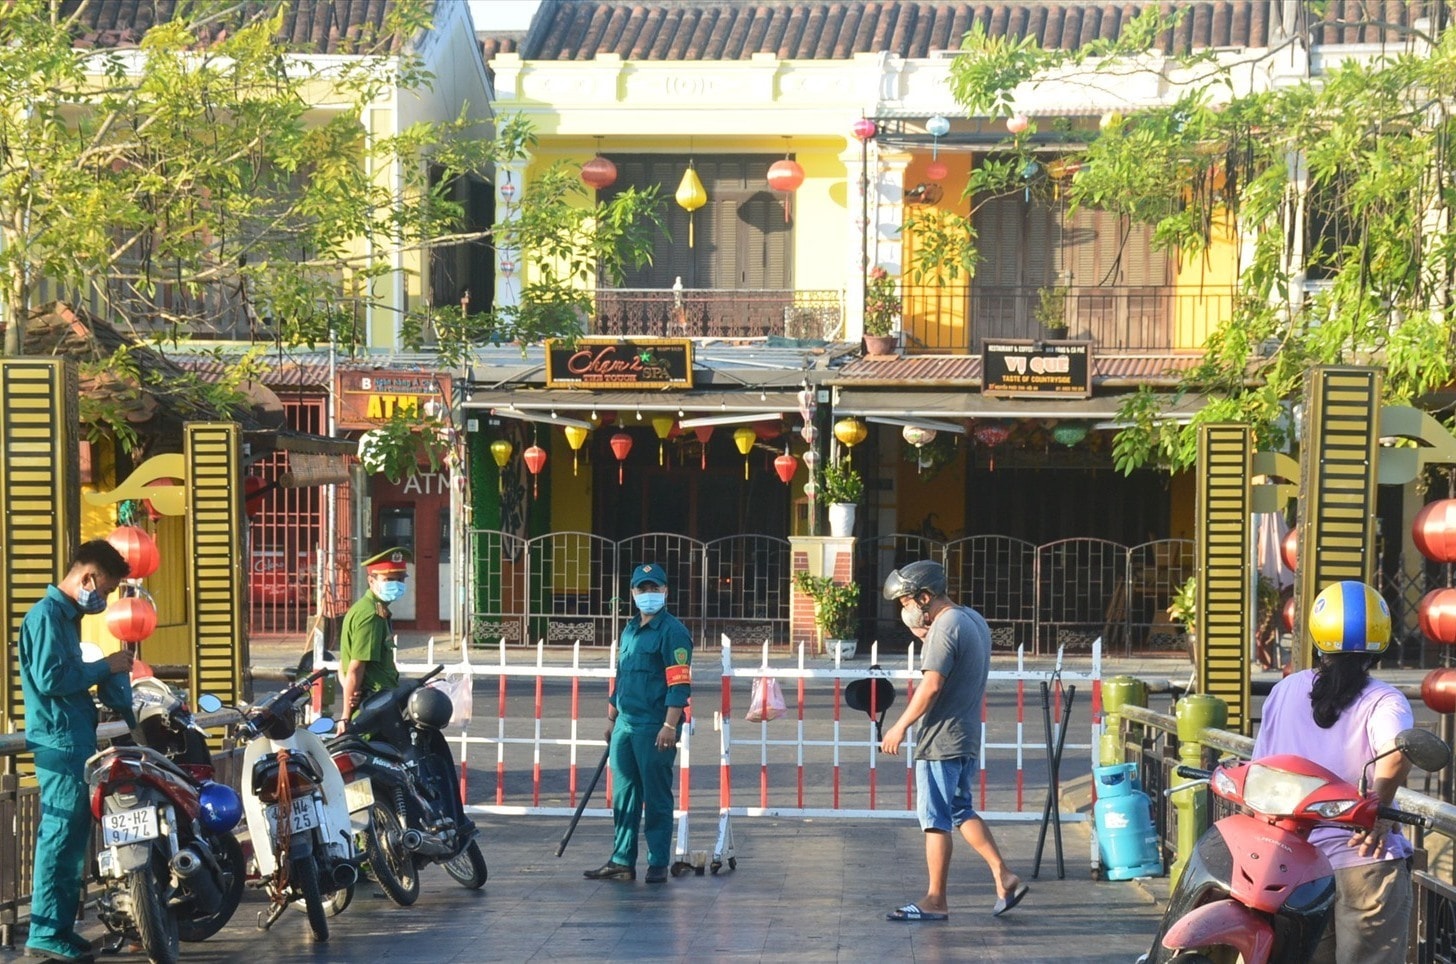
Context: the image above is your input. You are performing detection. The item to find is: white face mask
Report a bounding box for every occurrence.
[900,594,931,631]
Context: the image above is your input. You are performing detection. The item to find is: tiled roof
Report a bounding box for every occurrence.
[835,352,1203,384]
[514,1,1450,61]
[61,0,410,55]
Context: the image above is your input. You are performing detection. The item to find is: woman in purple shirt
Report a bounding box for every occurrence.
[1252,581,1414,964]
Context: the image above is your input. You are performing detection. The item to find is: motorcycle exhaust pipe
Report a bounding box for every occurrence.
[401,829,425,852]
[172,846,222,914]
[332,862,358,889]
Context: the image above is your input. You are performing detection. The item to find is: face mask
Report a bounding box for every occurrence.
[375,580,407,604]
[900,594,931,631]
[77,584,109,615]
[634,592,666,615]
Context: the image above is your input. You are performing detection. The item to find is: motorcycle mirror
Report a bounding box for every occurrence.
[307,717,336,734]
[1396,727,1453,772]
[196,694,223,713]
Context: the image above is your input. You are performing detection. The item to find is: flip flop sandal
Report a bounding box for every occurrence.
[886,902,949,922]
[993,883,1029,917]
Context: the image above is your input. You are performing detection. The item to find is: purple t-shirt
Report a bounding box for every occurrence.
[1251,668,1414,870]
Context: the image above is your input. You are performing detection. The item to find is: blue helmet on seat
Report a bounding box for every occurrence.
[198,782,243,833]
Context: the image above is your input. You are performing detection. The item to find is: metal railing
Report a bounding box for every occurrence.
[1111,703,1456,963]
[591,288,843,340]
[467,531,1195,656]
[900,284,1236,354]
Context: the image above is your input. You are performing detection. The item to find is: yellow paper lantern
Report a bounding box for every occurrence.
[651,416,675,466]
[833,418,867,449]
[676,161,707,247]
[490,439,513,494]
[733,426,756,480]
[563,425,589,475]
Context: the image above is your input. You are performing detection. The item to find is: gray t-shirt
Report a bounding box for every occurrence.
[915,603,992,761]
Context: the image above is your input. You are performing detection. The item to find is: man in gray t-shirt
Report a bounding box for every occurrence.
[879,560,1028,923]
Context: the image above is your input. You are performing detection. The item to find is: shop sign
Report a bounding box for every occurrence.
[336,370,452,430]
[982,340,1092,398]
[545,338,694,389]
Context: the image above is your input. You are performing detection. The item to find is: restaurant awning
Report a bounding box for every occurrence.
[464,389,805,416]
[832,389,1207,425]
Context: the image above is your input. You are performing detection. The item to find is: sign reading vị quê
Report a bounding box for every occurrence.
[981,340,1092,398]
[545,338,694,389]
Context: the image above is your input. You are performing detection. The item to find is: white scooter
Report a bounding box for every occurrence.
[234,668,358,942]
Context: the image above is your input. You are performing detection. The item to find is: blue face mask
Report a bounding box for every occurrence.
[375,580,407,604]
[77,585,109,615]
[634,591,666,615]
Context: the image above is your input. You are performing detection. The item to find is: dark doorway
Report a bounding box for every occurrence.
[964,464,1172,545]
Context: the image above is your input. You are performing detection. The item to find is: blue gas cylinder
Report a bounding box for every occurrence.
[1093,763,1162,880]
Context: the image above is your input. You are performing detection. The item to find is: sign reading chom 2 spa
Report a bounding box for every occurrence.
[982,340,1092,398]
[545,338,694,389]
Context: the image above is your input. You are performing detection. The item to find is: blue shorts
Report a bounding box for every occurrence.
[915,757,979,832]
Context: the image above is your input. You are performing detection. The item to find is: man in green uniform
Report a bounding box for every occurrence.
[585,562,692,884]
[21,540,136,963]
[339,547,411,719]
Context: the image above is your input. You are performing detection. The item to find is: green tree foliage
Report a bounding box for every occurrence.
[943,6,1456,473]
[0,0,661,449]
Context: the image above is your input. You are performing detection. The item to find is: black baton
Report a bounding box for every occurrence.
[556,746,611,858]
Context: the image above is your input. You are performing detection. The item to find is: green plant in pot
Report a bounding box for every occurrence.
[1168,575,1197,645]
[795,571,860,657]
[1035,285,1069,337]
[820,459,864,537]
[863,266,900,353]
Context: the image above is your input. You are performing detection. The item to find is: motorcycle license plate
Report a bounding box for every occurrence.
[265,797,321,834]
[344,779,373,813]
[101,806,159,846]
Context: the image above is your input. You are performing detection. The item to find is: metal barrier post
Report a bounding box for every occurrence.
[1171,693,1227,883]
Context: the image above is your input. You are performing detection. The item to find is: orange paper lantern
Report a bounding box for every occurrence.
[1419,588,1456,645]
[1423,668,1456,713]
[107,595,157,643]
[1281,528,1298,571]
[694,425,714,469]
[1414,500,1456,563]
[610,431,633,485]
[581,154,618,190]
[523,445,547,498]
[107,525,160,580]
[774,453,798,484]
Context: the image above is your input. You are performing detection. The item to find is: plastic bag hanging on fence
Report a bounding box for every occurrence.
[745,676,786,723]
[428,673,474,726]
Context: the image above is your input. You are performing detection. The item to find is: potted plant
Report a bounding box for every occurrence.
[820,459,864,537]
[863,266,900,355]
[1168,575,1197,650]
[1035,284,1069,338]
[795,571,860,659]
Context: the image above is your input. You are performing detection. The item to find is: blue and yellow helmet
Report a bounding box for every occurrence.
[1308,581,1391,654]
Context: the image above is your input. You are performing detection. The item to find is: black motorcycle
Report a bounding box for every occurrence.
[328,665,486,905]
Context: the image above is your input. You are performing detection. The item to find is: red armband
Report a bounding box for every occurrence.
[665,664,691,687]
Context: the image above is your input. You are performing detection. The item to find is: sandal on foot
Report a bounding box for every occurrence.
[993,883,1029,917]
[886,902,948,922]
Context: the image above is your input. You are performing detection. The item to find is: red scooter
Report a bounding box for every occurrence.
[1145,727,1451,963]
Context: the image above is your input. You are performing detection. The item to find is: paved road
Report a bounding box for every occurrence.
[1,813,1169,963]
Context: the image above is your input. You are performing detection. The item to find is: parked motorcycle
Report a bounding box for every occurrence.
[85,678,246,963]
[1144,727,1452,963]
[234,667,359,942]
[327,664,486,906]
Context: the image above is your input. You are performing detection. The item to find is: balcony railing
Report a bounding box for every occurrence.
[902,284,1236,354]
[593,288,843,340]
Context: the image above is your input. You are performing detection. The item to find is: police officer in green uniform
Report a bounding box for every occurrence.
[339,547,411,719]
[585,562,692,884]
[21,540,136,963]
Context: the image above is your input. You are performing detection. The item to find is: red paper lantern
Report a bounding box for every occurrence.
[693,425,714,469]
[1414,499,1456,563]
[926,159,949,182]
[1419,588,1456,645]
[523,445,547,498]
[1281,528,1298,571]
[774,453,798,484]
[767,158,805,223]
[243,474,269,520]
[580,155,618,190]
[754,421,782,441]
[610,431,633,485]
[1423,668,1456,713]
[1281,594,1297,633]
[107,595,157,643]
[852,117,877,141]
[107,525,160,580]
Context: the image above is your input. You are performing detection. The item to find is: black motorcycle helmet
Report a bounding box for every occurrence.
[407,686,454,729]
[882,560,947,601]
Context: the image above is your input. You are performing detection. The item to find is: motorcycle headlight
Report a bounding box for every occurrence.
[1242,763,1333,816]
[1307,799,1359,819]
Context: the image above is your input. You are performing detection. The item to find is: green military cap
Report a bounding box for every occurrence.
[363,546,413,575]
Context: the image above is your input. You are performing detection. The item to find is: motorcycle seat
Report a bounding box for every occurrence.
[331,734,407,762]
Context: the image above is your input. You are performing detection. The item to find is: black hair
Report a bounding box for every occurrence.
[70,539,130,581]
[1309,652,1379,728]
